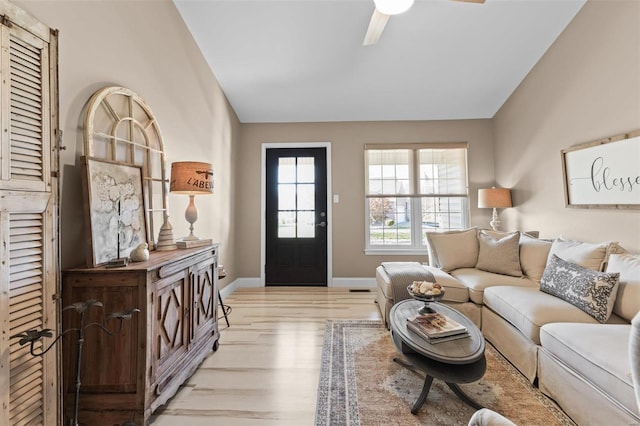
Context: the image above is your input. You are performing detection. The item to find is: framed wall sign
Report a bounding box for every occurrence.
[82,156,148,266]
[561,131,640,209]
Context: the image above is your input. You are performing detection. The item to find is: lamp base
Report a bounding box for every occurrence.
[489,208,501,231]
[176,238,213,249]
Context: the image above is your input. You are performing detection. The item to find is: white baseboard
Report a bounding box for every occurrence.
[219,277,261,299]
[219,277,376,298]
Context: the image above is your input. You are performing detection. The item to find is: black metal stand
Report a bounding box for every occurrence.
[218,291,230,327]
[11,300,139,426]
[218,270,231,327]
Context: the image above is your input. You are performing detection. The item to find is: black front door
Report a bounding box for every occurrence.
[265,148,328,285]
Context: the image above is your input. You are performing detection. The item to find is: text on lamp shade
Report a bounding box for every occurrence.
[184,175,213,191]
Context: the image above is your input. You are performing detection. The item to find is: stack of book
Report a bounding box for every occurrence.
[406,313,469,344]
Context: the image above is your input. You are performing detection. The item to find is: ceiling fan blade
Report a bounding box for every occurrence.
[363,9,390,46]
[451,0,485,3]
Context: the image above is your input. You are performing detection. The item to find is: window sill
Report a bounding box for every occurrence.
[364,248,429,256]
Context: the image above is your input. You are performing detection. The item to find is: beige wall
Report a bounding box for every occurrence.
[493,0,640,252]
[17,0,638,285]
[16,0,241,283]
[238,120,494,278]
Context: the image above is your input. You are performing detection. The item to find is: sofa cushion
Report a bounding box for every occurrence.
[607,253,640,322]
[376,265,469,303]
[547,238,615,271]
[540,322,635,415]
[540,254,620,323]
[476,230,522,277]
[426,227,478,272]
[451,268,536,304]
[519,233,552,283]
[483,286,626,345]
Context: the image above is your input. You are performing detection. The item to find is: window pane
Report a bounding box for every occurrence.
[369,179,383,195]
[297,157,315,183]
[366,149,411,196]
[368,197,411,246]
[420,196,467,244]
[396,164,409,179]
[297,211,315,238]
[396,180,410,194]
[278,212,296,238]
[278,184,296,210]
[298,184,315,210]
[369,164,382,179]
[278,158,296,183]
[382,180,396,194]
[382,164,396,179]
[418,148,467,195]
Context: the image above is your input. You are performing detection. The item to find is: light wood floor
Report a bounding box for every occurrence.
[149,286,381,426]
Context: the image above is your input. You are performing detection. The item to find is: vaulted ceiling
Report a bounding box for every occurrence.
[174,0,585,123]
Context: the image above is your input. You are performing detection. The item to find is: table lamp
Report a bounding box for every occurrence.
[478,187,512,231]
[170,161,214,244]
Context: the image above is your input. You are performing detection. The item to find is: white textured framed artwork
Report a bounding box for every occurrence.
[83,156,148,266]
[561,131,640,209]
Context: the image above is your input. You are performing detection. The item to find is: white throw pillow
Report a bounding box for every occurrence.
[475,230,522,277]
[606,253,640,322]
[547,238,615,271]
[519,233,552,283]
[425,227,478,272]
[541,254,620,323]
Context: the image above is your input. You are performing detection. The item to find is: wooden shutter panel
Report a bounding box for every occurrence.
[0,20,50,192]
[9,35,44,182]
[9,213,45,426]
[0,2,58,425]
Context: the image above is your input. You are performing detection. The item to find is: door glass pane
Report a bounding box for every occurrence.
[297,157,315,183]
[297,211,315,238]
[278,158,296,183]
[278,184,296,210]
[278,211,296,238]
[297,184,315,210]
[277,154,319,239]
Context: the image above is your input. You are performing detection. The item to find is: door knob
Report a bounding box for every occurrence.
[317,221,327,227]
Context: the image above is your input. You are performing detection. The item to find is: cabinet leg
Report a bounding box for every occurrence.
[213,339,220,351]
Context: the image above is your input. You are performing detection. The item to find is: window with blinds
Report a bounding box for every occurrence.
[364,143,469,253]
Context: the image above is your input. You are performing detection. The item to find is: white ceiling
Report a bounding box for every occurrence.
[174,0,585,123]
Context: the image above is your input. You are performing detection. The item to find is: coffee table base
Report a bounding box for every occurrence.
[393,357,484,415]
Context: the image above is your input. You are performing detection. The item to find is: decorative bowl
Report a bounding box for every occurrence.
[407,284,445,313]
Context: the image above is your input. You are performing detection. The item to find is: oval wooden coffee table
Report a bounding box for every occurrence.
[389,299,486,414]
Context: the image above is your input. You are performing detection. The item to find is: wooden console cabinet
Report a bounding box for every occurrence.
[62,245,220,425]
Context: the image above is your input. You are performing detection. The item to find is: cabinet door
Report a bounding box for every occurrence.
[152,270,189,392]
[191,256,216,343]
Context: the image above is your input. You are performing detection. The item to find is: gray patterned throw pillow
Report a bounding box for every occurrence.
[540,254,620,323]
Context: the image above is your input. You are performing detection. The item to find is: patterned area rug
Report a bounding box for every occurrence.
[315,320,576,426]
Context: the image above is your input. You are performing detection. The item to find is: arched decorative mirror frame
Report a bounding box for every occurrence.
[83,86,170,250]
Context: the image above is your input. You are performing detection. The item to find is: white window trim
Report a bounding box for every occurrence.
[364,143,470,254]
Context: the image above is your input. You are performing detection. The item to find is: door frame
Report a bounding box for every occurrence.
[260,142,333,287]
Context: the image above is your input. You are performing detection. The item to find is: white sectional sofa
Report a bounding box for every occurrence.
[375,227,640,426]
